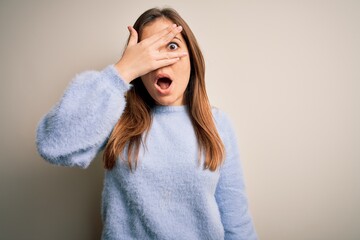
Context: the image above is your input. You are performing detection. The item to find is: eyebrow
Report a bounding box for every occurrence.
[173,36,182,42]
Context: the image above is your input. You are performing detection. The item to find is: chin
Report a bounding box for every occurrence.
[155,100,175,106]
[154,96,182,106]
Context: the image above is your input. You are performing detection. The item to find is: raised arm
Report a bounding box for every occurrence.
[214,111,258,240]
[36,65,130,168]
[36,23,188,168]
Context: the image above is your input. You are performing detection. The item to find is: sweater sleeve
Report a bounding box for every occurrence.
[36,64,131,169]
[214,111,258,240]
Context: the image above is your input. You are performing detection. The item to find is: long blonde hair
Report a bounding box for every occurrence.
[103,8,224,171]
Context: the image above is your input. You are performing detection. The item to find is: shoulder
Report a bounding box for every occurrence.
[211,106,236,142]
[211,107,241,166]
[212,107,233,128]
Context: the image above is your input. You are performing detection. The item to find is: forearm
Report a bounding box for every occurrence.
[36,64,130,168]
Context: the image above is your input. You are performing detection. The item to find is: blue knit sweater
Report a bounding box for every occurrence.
[36,64,257,240]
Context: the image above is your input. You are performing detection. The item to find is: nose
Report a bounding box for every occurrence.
[154,68,165,76]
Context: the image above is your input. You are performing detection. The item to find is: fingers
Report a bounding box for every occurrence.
[153,57,181,69]
[144,24,182,46]
[152,51,188,70]
[153,25,183,48]
[155,51,188,61]
[127,26,138,47]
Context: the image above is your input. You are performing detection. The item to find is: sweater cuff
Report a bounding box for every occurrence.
[101,64,132,94]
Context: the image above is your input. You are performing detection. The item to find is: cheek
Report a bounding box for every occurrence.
[175,58,191,78]
[141,72,152,84]
[140,75,153,91]
[183,60,191,83]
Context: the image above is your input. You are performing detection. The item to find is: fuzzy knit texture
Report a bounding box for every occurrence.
[36,64,257,240]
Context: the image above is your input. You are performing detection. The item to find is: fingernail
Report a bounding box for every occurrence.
[177,26,182,31]
[172,24,177,28]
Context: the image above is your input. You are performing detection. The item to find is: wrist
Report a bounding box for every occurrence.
[114,61,135,84]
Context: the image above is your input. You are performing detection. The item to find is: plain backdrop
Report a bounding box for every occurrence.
[1,0,359,239]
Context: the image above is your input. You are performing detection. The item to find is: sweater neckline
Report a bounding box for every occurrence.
[153,105,188,113]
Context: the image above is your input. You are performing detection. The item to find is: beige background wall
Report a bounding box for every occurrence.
[1,0,359,239]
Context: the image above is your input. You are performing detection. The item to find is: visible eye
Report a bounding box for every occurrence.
[167,42,179,51]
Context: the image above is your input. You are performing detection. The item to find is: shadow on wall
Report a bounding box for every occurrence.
[1,154,104,240]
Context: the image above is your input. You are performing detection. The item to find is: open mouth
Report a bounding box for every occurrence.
[155,77,173,90]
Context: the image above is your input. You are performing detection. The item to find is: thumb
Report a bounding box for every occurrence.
[127,26,138,46]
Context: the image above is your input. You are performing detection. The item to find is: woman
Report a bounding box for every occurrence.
[36,7,257,240]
